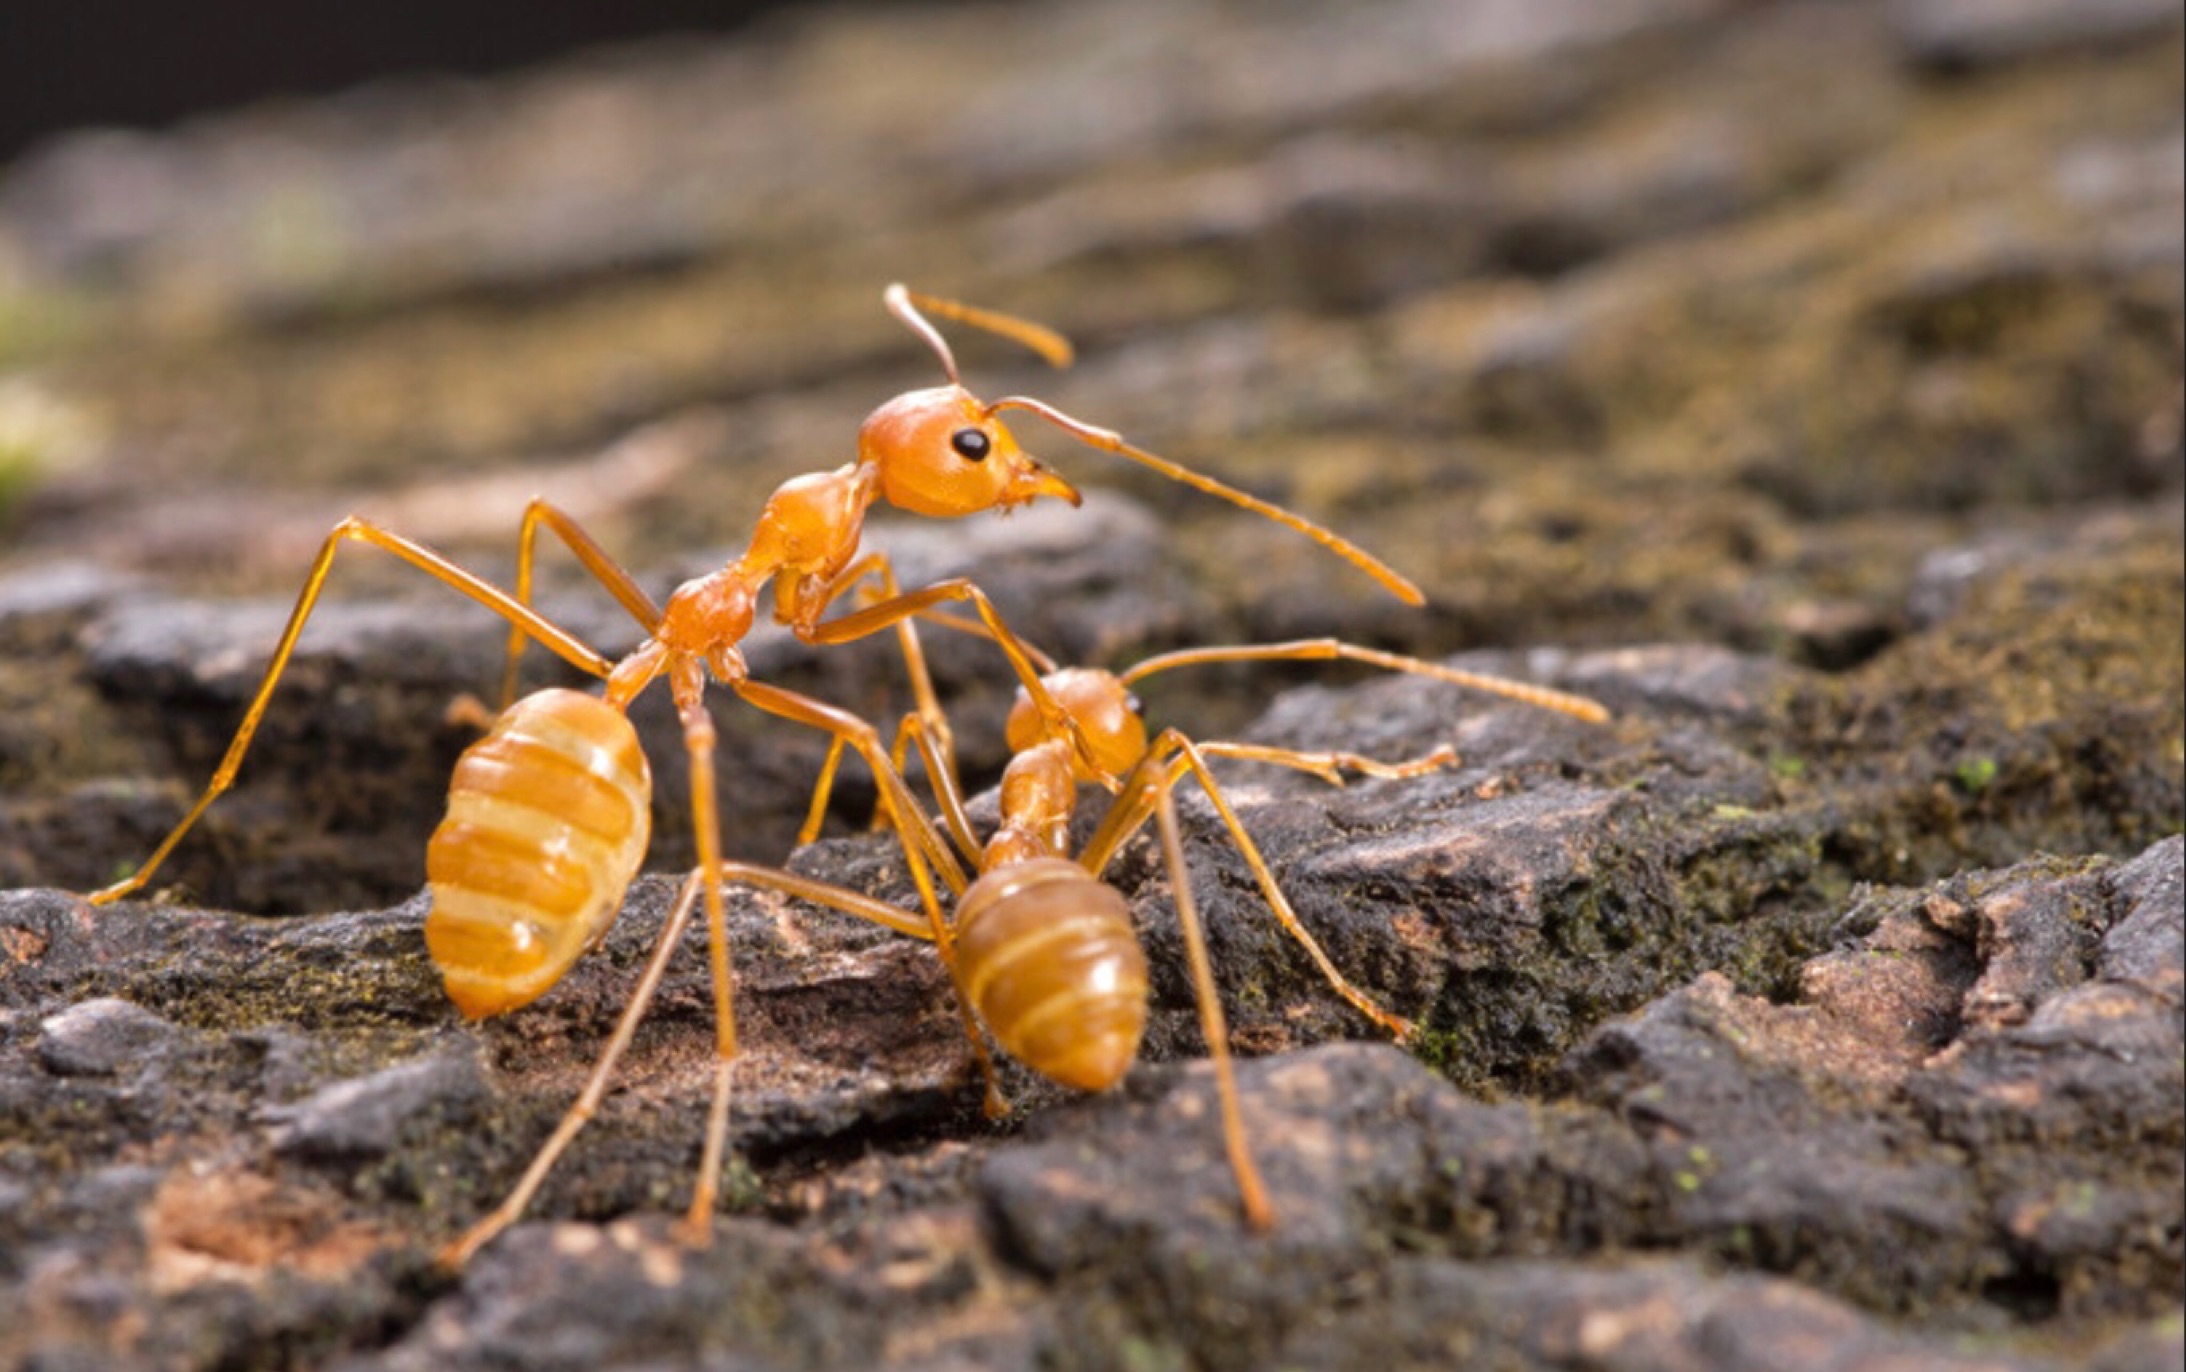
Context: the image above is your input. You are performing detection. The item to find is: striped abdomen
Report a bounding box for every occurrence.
[425,688,651,1020]
[952,857,1149,1092]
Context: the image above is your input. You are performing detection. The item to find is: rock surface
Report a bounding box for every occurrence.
[1,0,2180,1369]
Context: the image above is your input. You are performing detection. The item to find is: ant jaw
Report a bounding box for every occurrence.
[1001,462,1082,509]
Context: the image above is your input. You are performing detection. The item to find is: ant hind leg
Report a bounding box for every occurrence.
[91,517,613,906]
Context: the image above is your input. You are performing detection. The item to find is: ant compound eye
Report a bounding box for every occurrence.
[950,428,992,461]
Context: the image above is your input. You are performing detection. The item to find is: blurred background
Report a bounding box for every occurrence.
[0,2,792,162]
[0,0,2178,906]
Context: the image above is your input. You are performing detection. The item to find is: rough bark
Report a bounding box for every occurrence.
[0,0,2179,1368]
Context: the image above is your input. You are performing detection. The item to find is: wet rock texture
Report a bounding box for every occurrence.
[0,0,2180,1368]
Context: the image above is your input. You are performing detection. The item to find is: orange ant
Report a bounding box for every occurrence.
[796,613,1611,1227]
[81,285,1427,1252]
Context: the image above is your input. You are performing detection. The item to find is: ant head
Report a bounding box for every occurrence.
[859,387,1081,519]
[1006,667,1147,783]
[879,284,1422,604]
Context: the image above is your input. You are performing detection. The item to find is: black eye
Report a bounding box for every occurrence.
[1125,693,1145,716]
[950,428,991,461]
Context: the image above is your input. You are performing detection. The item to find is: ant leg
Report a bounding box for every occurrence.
[669,667,958,1231]
[796,554,1069,841]
[796,711,979,871]
[1118,638,1609,724]
[732,680,968,898]
[809,553,959,780]
[714,856,1005,1119]
[791,552,965,834]
[1079,733,1414,1041]
[895,713,985,867]
[440,851,953,1269]
[1195,740,1459,786]
[805,577,1113,791]
[1154,782,1273,1231]
[798,736,854,847]
[807,553,1060,794]
[668,662,738,1245]
[90,517,614,906]
[438,867,708,1270]
[738,842,1008,1118]
[801,712,980,869]
[500,499,664,710]
[732,678,1009,1117]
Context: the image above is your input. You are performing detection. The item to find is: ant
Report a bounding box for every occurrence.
[79,285,1427,1250]
[796,610,1611,1227]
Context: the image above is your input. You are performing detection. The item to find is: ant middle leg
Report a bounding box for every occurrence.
[90,517,615,906]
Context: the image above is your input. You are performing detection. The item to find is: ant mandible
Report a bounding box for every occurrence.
[83,284,1425,1245]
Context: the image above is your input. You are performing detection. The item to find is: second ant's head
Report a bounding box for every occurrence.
[1007,667,1148,782]
[860,387,1081,519]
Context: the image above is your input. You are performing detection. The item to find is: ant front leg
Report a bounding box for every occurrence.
[730,679,967,901]
[1078,732,1415,1042]
[795,708,983,871]
[91,517,614,906]
[886,712,986,869]
[804,552,983,786]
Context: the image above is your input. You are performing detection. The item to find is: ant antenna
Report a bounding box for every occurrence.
[987,394,1426,607]
[886,284,1076,388]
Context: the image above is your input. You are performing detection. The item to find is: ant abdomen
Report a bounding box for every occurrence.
[425,688,652,1020]
[952,857,1149,1092]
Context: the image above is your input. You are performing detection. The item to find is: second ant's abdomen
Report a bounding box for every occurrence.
[425,688,651,1020]
[954,857,1149,1092]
